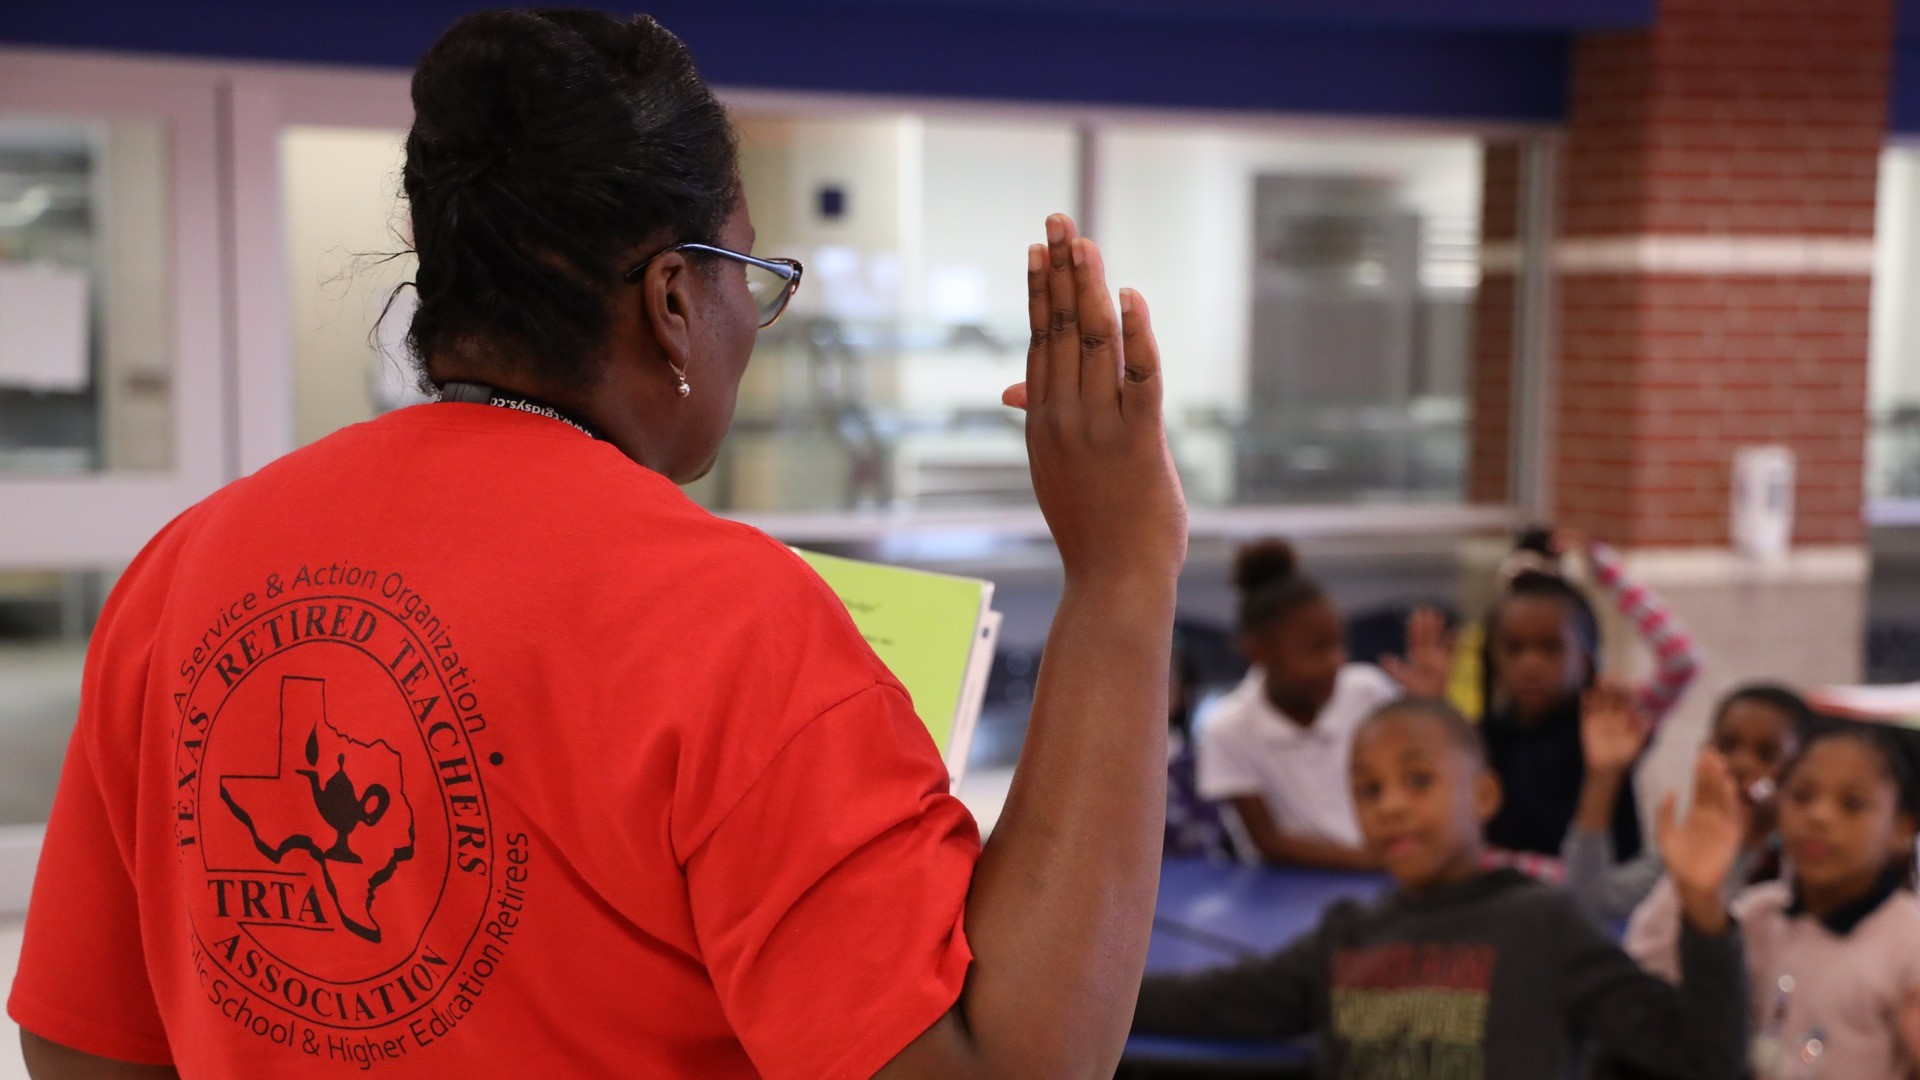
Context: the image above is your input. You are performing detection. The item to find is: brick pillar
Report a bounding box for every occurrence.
[1556,0,1890,546]
[1468,145,1523,506]
[1549,0,1894,806]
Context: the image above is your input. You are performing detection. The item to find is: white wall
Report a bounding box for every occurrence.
[917,118,1077,326]
[95,120,174,471]
[736,112,915,323]
[282,125,414,448]
[903,119,1075,413]
[1872,146,1920,412]
[1096,131,1250,420]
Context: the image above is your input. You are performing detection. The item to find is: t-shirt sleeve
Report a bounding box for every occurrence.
[682,681,981,1080]
[1563,831,1665,925]
[7,721,171,1065]
[1196,716,1262,801]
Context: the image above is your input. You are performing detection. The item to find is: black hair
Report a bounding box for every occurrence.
[401,9,740,392]
[1234,539,1328,638]
[1359,697,1489,764]
[1712,683,1814,743]
[1479,532,1602,716]
[1512,525,1556,558]
[1784,724,1920,822]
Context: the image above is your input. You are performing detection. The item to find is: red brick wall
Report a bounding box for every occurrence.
[1545,0,1891,547]
[1556,274,1872,545]
[1468,145,1523,505]
[1565,4,1889,238]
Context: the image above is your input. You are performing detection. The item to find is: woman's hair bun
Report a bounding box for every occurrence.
[401,10,739,391]
[1234,539,1300,595]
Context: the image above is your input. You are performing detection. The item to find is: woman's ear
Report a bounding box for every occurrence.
[638,250,695,377]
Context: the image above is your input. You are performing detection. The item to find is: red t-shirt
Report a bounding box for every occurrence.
[8,403,979,1078]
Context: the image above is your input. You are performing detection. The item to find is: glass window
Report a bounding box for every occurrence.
[707,115,1492,515]
[1096,126,1483,508]
[0,117,174,473]
[697,112,1075,513]
[273,110,1507,518]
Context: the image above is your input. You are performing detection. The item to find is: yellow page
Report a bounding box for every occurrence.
[794,548,991,757]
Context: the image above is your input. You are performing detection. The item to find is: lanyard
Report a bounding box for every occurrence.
[439,381,601,440]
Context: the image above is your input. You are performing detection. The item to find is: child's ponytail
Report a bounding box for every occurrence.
[1234,539,1326,639]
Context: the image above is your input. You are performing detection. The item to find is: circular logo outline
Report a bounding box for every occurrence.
[173,593,495,1032]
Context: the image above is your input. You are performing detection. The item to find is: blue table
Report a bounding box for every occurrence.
[1151,857,1390,955]
[1122,857,1391,1074]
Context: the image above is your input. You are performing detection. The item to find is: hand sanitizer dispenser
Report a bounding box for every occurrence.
[1731,445,1795,562]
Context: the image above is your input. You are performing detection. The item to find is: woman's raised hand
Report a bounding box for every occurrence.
[1008,214,1187,587]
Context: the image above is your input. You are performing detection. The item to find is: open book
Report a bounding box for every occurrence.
[794,549,1002,790]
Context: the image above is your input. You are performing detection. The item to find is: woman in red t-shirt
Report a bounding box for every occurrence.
[14,10,1184,1080]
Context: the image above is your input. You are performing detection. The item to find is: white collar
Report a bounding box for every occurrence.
[1233,668,1337,742]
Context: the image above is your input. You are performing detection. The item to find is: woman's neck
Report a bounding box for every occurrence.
[430,353,676,476]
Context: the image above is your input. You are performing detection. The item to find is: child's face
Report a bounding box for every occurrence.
[1711,699,1798,809]
[1490,595,1586,719]
[1778,737,1915,908]
[1245,597,1346,721]
[1350,713,1498,892]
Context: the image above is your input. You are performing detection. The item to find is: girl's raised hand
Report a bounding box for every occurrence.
[1380,607,1453,700]
[1656,749,1744,933]
[1581,682,1652,776]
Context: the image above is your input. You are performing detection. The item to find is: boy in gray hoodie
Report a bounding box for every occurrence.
[1133,698,1748,1080]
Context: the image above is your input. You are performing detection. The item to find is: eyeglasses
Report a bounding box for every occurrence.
[623,242,804,329]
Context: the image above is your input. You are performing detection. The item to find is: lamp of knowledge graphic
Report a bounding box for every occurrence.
[219,677,417,943]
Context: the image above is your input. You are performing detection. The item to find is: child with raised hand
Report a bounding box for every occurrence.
[1197,540,1450,870]
[1628,726,1920,1080]
[1569,683,1809,922]
[1134,698,1750,1080]
[1481,528,1702,866]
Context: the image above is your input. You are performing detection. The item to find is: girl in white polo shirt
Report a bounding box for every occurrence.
[1196,540,1448,870]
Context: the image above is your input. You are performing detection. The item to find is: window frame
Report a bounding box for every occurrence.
[0,49,231,569]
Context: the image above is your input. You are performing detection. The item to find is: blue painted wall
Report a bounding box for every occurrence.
[15,2,1918,130]
[1893,0,1920,133]
[0,0,1663,123]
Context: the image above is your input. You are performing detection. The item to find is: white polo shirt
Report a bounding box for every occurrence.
[1194,663,1399,848]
